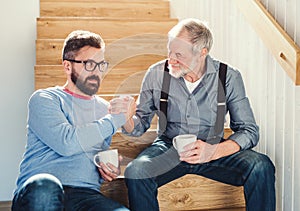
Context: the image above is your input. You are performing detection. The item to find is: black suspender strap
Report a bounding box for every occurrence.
[159,60,227,143]
[159,60,171,133]
[208,62,227,144]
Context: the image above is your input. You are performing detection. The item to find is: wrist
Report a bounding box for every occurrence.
[123,118,134,133]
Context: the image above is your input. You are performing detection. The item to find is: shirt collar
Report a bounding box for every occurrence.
[205,55,218,74]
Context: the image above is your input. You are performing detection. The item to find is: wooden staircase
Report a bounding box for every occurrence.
[36,0,176,97]
[36,0,246,210]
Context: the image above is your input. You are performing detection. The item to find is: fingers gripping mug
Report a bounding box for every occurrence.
[172,134,197,154]
[93,149,119,170]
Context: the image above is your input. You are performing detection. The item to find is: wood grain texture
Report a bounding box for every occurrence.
[40,1,170,19]
[34,55,166,93]
[36,0,245,209]
[101,128,245,210]
[234,0,300,85]
[36,35,168,65]
[158,175,245,210]
[37,18,178,39]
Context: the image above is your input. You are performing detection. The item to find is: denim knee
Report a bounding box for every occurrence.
[13,174,64,211]
[24,173,63,194]
[125,159,145,180]
[252,153,275,176]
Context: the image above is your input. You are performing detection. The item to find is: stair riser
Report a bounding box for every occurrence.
[37,18,178,39]
[36,37,168,65]
[40,2,170,18]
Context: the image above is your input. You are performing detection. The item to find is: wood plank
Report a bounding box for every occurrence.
[36,17,178,39]
[102,128,245,210]
[0,201,11,211]
[158,175,245,210]
[101,177,244,211]
[36,35,168,65]
[34,55,165,93]
[112,127,232,168]
[234,0,300,85]
[35,65,146,94]
[111,130,156,160]
[40,0,165,2]
[40,1,170,19]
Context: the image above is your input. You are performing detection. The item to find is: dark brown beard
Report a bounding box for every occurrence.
[71,69,100,96]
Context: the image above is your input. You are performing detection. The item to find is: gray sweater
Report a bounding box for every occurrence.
[14,87,125,195]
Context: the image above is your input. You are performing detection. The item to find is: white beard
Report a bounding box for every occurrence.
[168,59,197,79]
[169,65,189,78]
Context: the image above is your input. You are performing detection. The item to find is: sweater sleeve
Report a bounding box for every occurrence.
[27,90,126,156]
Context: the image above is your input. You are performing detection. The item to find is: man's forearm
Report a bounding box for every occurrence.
[122,118,134,133]
[212,140,241,160]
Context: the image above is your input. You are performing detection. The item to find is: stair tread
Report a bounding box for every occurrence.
[37,17,177,21]
[37,18,178,39]
[40,1,170,18]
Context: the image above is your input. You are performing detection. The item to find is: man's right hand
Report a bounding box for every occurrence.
[109,95,136,121]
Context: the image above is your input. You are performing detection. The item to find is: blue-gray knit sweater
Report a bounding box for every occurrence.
[14,87,126,195]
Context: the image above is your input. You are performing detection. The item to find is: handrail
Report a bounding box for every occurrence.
[234,0,300,85]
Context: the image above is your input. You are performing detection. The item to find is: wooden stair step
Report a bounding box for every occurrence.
[40,0,165,2]
[112,128,233,163]
[101,175,245,211]
[35,65,152,94]
[0,200,245,211]
[37,17,178,39]
[40,0,170,19]
[36,35,168,65]
[102,129,245,211]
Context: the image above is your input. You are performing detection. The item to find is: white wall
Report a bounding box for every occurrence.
[170,0,300,210]
[0,0,39,200]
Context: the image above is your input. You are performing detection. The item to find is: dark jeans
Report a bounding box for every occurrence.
[12,173,129,211]
[125,136,276,211]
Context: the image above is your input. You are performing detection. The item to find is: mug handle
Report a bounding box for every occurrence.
[93,154,101,168]
[172,137,177,150]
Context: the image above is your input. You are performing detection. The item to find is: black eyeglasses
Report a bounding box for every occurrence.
[65,59,109,72]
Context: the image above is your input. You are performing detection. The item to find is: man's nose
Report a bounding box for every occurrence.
[168,57,178,64]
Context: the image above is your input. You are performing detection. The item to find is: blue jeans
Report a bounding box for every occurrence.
[12,173,129,211]
[125,136,276,211]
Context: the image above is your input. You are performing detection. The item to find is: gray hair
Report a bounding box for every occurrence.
[168,18,213,54]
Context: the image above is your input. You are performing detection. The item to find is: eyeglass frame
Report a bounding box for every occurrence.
[64,59,109,72]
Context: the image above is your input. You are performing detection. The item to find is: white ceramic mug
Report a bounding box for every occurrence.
[93,149,119,169]
[173,134,197,153]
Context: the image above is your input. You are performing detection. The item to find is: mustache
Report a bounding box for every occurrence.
[85,75,100,83]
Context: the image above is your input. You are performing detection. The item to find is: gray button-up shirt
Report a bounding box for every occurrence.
[126,55,259,150]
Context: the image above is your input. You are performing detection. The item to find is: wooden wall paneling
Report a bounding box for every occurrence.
[283,78,295,211]
[168,0,300,210]
[294,86,300,211]
[265,52,276,160]
[285,0,296,42]
[297,0,300,45]
[274,63,285,211]
[234,0,300,85]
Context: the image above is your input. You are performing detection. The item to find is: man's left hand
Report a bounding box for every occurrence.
[179,140,217,164]
[98,155,123,182]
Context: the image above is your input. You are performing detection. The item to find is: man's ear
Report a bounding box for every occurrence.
[63,60,72,74]
[195,48,208,63]
[200,48,208,57]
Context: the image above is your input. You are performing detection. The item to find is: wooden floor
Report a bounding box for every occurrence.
[0,201,245,211]
[0,201,11,211]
